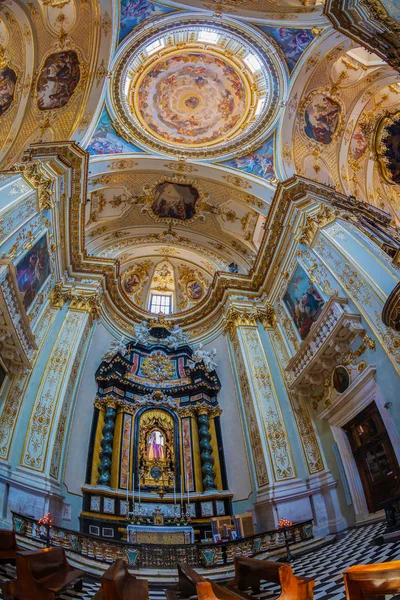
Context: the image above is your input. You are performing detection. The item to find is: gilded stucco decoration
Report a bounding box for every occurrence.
[374,109,400,185]
[141,352,175,382]
[121,260,152,308]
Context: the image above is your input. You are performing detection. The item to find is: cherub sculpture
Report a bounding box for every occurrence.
[191,343,217,372]
[101,337,127,362]
[165,324,189,349]
[133,320,150,346]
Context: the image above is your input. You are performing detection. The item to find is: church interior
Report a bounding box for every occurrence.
[0,0,400,597]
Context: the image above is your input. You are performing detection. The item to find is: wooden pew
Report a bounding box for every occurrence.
[93,558,149,600]
[0,530,19,565]
[197,581,249,600]
[178,561,206,597]
[12,548,84,600]
[229,556,314,599]
[344,560,400,599]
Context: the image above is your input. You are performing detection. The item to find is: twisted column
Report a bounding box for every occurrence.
[97,405,117,486]
[198,412,217,490]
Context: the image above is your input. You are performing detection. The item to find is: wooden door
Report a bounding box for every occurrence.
[344,402,400,513]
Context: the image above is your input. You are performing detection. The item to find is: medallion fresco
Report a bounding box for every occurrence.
[37,51,80,111]
[16,235,51,311]
[0,66,17,117]
[259,27,314,72]
[283,264,325,340]
[152,182,199,221]
[223,137,275,180]
[303,93,341,145]
[136,52,247,147]
[350,124,368,160]
[87,109,143,155]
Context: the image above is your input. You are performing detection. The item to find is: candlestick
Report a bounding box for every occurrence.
[186,472,189,504]
[173,476,176,506]
[138,473,141,505]
[180,475,183,506]
[132,472,135,508]
[126,451,130,504]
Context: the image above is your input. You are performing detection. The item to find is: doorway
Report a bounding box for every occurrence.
[344,402,400,513]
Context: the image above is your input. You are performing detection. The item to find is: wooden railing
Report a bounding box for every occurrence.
[11,512,313,569]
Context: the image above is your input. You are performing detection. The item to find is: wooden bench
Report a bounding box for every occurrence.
[229,556,314,598]
[93,558,149,600]
[0,530,19,565]
[175,562,242,600]
[178,561,206,597]
[344,560,400,599]
[9,548,84,600]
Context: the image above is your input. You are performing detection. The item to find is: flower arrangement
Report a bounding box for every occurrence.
[38,512,53,547]
[278,518,293,528]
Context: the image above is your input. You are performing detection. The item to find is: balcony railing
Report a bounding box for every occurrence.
[11,512,313,569]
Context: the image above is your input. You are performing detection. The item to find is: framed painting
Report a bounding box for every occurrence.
[152,182,199,221]
[283,264,325,340]
[37,51,80,111]
[16,234,51,310]
[303,92,341,145]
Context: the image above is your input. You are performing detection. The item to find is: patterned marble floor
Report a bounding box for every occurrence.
[0,521,399,599]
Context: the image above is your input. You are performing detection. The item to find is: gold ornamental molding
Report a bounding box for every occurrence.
[222,305,276,338]
[50,282,101,321]
[8,143,386,331]
[297,204,335,246]
[382,282,400,332]
[8,162,54,211]
[0,260,37,374]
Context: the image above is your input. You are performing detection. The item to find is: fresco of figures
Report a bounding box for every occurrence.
[151,182,199,221]
[119,0,169,42]
[88,109,142,155]
[0,66,17,117]
[283,264,325,340]
[16,235,51,310]
[138,52,246,146]
[224,137,275,180]
[261,27,314,71]
[304,93,341,145]
[350,124,368,160]
[380,115,400,184]
[37,51,80,110]
[187,280,203,300]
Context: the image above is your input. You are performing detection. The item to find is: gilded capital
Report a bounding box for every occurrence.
[297,204,335,246]
[223,305,275,337]
[50,282,101,320]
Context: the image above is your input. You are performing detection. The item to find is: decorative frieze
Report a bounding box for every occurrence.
[0,260,37,373]
[286,297,365,388]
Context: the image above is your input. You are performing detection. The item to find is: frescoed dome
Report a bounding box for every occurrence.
[135,52,248,147]
[111,16,286,159]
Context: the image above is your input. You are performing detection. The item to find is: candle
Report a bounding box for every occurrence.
[180,475,183,506]
[138,473,141,504]
[132,472,135,506]
[173,476,176,506]
[186,472,189,504]
[126,449,130,504]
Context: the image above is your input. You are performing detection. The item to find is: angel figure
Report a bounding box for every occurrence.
[101,337,127,362]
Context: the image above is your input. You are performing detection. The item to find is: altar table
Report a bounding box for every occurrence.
[127,524,195,545]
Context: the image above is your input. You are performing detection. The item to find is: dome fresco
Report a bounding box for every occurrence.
[111,17,285,159]
[135,52,248,148]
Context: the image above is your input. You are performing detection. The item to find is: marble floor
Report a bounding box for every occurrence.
[0,521,399,599]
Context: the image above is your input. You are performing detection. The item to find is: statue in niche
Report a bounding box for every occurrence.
[191,343,217,372]
[101,337,127,362]
[147,430,165,461]
[165,324,189,349]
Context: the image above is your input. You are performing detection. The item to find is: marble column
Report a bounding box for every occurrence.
[197,410,217,491]
[97,403,117,486]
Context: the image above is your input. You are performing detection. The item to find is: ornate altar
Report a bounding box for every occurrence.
[127,524,194,545]
[81,319,232,541]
